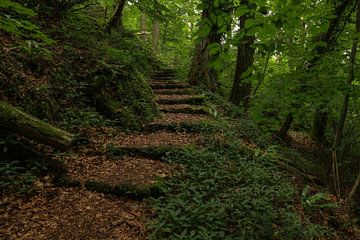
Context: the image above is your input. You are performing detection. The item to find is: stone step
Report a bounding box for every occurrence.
[150,83,191,89]
[106,145,189,160]
[160,107,207,114]
[143,122,220,133]
[156,96,205,105]
[93,131,201,148]
[150,113,210,124]
[55,176,163,200]
[153,89,196,95]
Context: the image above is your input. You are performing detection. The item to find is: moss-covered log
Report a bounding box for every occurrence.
[0,101,74,150]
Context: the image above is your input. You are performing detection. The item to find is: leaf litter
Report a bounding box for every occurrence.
[0,76,211,239]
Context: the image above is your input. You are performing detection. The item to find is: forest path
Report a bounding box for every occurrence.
[1,70,213,239]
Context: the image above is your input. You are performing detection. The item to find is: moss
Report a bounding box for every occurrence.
[86,61,158,130]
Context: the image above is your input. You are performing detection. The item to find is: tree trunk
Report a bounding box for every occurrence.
[188,1,221,92]
[277,113,294,140]
[0,101,74,150]
[229,0,255,110]
[188,36,211,88]
[106,0,126,32]
[311,0,354,142]
[313,110,329,143]
[334,1,360,149]
[278,0,353,139]
[152,18,160,55]
[140,12,147,41]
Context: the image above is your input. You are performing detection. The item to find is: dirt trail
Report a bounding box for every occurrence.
[0,70,210,240]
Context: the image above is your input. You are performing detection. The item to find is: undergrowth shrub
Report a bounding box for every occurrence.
[148,142,331,239]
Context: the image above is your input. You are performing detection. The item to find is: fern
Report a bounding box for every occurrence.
[0,0,52,44]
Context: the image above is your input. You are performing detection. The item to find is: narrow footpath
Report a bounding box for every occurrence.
[0,69,213,239]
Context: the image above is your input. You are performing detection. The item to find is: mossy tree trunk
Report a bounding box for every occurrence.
[188,0,222,92]
[0,101,74,150]
[229,0,255,110]
[140,12,147,42]
[106,0,127,32]
[152,18,160,55]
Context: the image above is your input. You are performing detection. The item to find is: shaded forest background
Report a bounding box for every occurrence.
[1,0,360,238]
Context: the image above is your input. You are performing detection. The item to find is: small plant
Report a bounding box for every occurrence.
[0,161,36,195]
[147,143,329,239]
[301,185,338,212]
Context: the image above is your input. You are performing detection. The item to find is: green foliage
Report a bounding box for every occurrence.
[61,107,115,129]
[301,186,338,213]
[0,0,51,43]
[148,142,330,239]
[0,161,36,195]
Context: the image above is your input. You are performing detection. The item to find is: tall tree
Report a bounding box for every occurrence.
[188,0,223,91]
[229,0,255,110]
[277,0,354,140]
[140,12,147,41]
[152,17,160,55]
[333,0,360,198]
[106,0,127,32]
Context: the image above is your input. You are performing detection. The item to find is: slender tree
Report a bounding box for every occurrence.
[332,0,360,198]
[140,12,147,41]
[152,17,160,55]
[229,0,255,110]
[106,0,127,32]
[188,0,222,91]
[277,0,354,140]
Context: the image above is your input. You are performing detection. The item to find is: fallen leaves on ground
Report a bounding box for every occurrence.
[151,113,209,124]
[159,104,204,110]
[0,187,147,240]
[65,155,174,186]
[86,129,201,148]
[156,94,198,101]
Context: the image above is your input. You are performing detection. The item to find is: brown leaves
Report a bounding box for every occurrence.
[151,113,209,124]
[0,188,147,240]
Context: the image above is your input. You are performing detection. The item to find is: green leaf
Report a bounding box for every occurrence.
[0,0,36,16]
[234,5,249,17]
[240,66,254,79]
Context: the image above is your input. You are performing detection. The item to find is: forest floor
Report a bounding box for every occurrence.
[0,71,209,239]
[2,71,359,240]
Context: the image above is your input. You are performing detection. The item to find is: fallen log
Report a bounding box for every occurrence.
[0,101,74,150]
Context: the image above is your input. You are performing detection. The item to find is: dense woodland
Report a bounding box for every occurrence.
[1,0,360,239]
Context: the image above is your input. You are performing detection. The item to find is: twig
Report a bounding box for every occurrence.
[253,51,270,95]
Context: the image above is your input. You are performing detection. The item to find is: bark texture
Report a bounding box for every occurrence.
[188,1,221,92]
[106,0,126,32]
[0,101,74,150]
[152,18,160,55]
[229,0,255,110]
[140,13,147,41]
